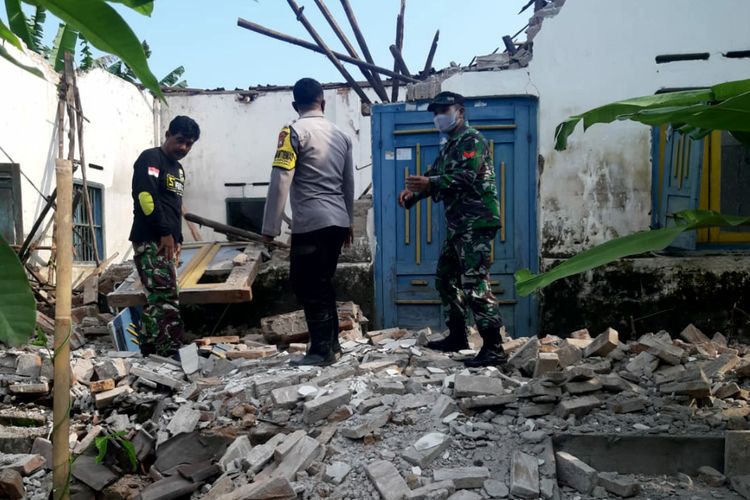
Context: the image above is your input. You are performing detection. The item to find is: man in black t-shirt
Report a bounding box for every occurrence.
[129,115,200,357]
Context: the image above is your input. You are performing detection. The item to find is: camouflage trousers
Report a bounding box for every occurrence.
[435,229,503,332]
[133,242,185,356]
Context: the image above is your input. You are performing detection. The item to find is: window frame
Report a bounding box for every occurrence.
[652,126,750,249]
[72,181,106,263]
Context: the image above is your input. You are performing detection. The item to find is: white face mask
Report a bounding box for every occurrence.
[433,109,458,133]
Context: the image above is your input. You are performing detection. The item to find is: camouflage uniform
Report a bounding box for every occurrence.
[412,124,502,332]
[133,242,185,355]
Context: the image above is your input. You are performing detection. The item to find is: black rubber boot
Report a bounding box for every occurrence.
[464,327,507,367]
[290,318,336,367]
[426,317,470,352]
[331,306,342,356]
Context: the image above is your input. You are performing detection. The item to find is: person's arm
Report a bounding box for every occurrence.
[427,136,485,196]
[343,136,354,226]
[402,163,436,209]
[262,126,298,238]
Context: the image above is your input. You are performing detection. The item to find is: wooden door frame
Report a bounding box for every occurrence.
[0,163,23,244]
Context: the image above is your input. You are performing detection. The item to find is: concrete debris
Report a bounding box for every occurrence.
[365,460,410,500]
[3,311,750,499]
[510,450,539,498]
[555,451,598,494]
[433,467,490,489]
[0,469,24,499]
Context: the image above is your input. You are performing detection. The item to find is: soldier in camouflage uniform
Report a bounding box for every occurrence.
[130,116,200,357]
[399,91,506,367]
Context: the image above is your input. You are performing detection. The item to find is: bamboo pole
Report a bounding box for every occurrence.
[184,212,289,249]
[339,0,388,97]
[421,30,440,78]
[313,0,389,102]
[285,0,371,105]
[51,52,76,500]
[236,18,419,84]
[389,44,412,77]
[51,159,72,499]
[72,71,100,265]
[391,0,406,102]
[48,92,67,285]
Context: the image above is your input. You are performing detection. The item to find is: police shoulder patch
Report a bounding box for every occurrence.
[272,126,297,170]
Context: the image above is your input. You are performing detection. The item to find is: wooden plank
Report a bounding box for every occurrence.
[195,336,240,346]
[107,243,262,307]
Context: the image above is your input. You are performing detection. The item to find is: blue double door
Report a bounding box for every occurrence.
[372,97,539,337]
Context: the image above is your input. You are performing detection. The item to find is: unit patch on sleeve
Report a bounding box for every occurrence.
[272,127,297,170]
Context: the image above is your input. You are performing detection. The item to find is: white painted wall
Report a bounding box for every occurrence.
[3,0,746,276]
[443,0,750,256]
[162,87,377,241]
[0,44,155,271]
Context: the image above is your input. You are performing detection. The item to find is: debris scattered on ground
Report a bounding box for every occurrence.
[5,316,750,499]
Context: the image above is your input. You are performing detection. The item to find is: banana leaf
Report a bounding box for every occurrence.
[0,22,44,77]
[0,236,36,347]
[159,65,184,87]
[555,79,750,150]
[108,0,154,16]
[515,210,750,297]
[5,0,34,49]
[48,22,77,71]
[23,0,163,99]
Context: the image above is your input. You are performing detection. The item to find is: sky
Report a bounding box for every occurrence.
[75,0,529,89]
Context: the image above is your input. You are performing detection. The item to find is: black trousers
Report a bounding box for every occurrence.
[290,226,349,324]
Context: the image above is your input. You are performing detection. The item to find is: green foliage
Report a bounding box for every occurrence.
[555,79,750,150]
[30,327,48,347]
[515,210,750,297]
[27,5,46,52]
[0,236,36,347]
[94,431,137,472]
[5,0,34,49]
[0,0,162,98]
[159,65,187,88]
[78,34,94,70]
[106,40,188,88]
[48,22,77,71]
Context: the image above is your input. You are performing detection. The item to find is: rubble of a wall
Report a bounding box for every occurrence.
[6,316,750,499]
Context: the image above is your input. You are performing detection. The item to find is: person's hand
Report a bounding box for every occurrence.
[406,175,430,193]
[344,227,354,248]
[261,234,275,245]
[158,234,176,260]
[398,189,414,208]
[176,243,182,264]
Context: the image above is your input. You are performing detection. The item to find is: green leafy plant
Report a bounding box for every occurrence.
[105,40,188,88]
[30,326,48,346]
[515,79,750,297]
[554,79,750,151]
[94,431,137,472]
[516,210,750,296]
[0,236,36,347]
[0,0,162,98]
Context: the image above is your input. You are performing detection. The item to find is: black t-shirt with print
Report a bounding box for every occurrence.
[129,147,185,244]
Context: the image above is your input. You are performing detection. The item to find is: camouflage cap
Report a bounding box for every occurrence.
[427,91,465,111]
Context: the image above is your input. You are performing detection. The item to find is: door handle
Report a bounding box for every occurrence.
[415,145,421,265]
[404,167,410,245]
[500,160,506,242]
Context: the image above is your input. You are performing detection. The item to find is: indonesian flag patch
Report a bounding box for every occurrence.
[147,166,160,177]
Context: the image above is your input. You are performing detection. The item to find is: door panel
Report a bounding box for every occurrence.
[373,98,538,337]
